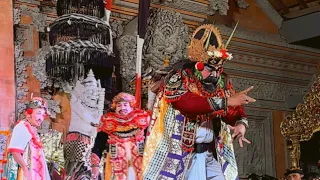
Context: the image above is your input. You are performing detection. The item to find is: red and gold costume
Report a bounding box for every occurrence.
[142,24,249,180]
[91,93,149,180]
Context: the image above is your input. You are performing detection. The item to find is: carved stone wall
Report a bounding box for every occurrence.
[207,0,249,15]
[110,19,124,39]
[14,1,60,119]
[143,9,189,70]
[118,9,189,91]
[117,35,137,92]
[235,110,275,177]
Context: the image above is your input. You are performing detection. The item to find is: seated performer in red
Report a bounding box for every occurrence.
[91,92,150,180]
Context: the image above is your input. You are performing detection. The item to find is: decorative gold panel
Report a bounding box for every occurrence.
[280,75,320,169]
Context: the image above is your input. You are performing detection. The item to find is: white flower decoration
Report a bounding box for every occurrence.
[227,53,233,60]
[207,51,214,56]
[207,50,232,60]
[213,50,222,58]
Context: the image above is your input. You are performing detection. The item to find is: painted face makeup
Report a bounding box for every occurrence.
[115,101,133,116]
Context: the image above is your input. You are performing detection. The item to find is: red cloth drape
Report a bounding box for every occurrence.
[104,0,112,10]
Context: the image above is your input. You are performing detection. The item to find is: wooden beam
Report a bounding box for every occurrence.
[40,0,55,7]
[122,0,207,18]
[296,0,308,9]
[287,0,317,8]
[284,5,320,19]
[269,0,290,15]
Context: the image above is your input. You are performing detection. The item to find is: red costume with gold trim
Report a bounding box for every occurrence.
[142,24,249,180]
[91,93,149,180]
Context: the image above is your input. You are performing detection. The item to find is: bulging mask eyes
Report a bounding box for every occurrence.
[204,66,214,72]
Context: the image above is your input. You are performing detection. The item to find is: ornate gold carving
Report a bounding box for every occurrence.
[187,24,226,63]
[164,56,170,67]
[287,137,301,169]
[280,75,320,169]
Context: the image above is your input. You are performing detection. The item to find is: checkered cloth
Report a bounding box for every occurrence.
[64,132,93,168]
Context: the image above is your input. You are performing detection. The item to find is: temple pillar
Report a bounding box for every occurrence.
[0,0,15,130]
[273,111,287,178]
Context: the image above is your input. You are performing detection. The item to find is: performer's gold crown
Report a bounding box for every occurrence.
[187,24,233,67]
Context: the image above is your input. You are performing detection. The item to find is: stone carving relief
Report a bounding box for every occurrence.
[32,45,51,89]
[14,27,29,117]
[225,63,310,83]
[19,4,47,32]
[237,0,250,9]
[229,50,318,74]
[234,110,275,176]
[207,0,248,15]
[208,0,229,15]
[247,100,285,111]
[14,8,21,25]
[117,35,137,91]
[110,19,124,39]
[235,116,274,176]
[231,77,308,102]
[143,9,189,70]
[14,4,60,118]
[41,94,61,119]
[229,77,309,111]
[224,53,316,85]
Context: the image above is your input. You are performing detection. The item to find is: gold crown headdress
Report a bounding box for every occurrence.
[187,22,238,67]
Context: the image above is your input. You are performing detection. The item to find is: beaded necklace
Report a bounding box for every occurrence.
[24,120,43,149]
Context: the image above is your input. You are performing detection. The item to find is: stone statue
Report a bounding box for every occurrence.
[64,69,105,179]
[143,9,189,70]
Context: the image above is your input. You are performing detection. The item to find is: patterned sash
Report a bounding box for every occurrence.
[216,121,239,180]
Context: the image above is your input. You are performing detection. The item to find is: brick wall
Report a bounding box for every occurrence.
[0,0,15,129]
